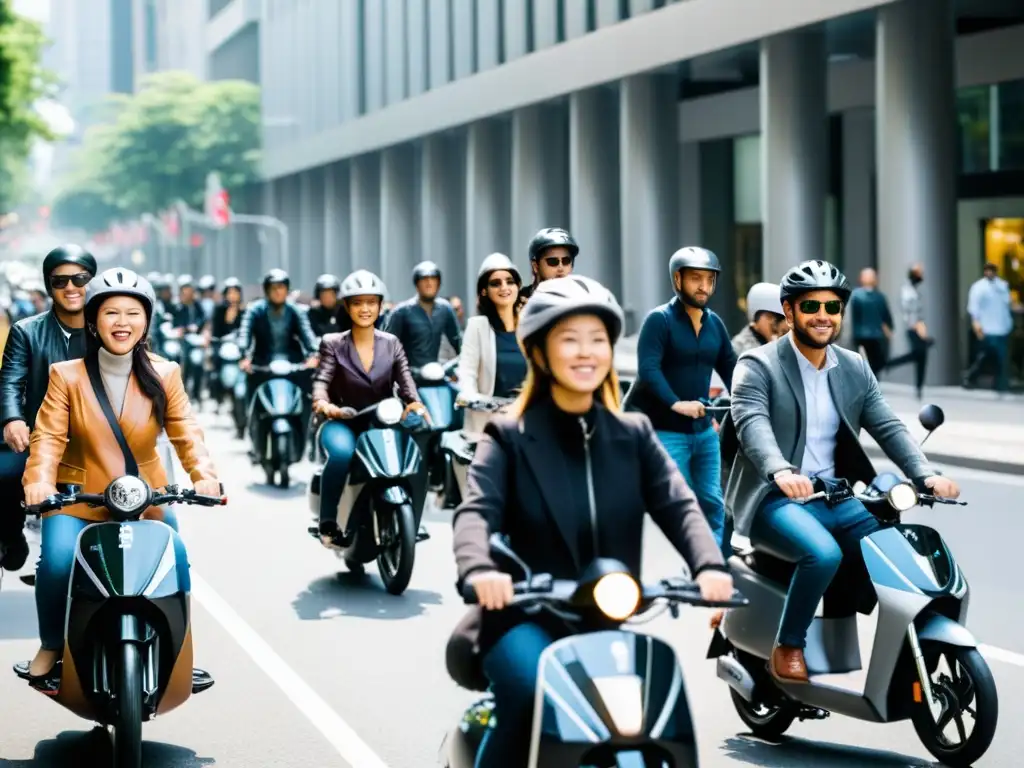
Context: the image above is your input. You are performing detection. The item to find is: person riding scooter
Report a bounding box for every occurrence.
[17,267,221,693]
[308,273,342,338]
[385,261,462,372]
[724,259,959,683]
[518,227,578,302]
[209,277,244,404]
[312,270,428,536]
[448,275,732,768]
[732,281,789,355]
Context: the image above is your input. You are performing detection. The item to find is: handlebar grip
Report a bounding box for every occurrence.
[461,583,479,604]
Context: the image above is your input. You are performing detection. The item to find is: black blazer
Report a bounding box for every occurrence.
[448,398,725,686]
[1,311,81,429]
[237,299,318,365]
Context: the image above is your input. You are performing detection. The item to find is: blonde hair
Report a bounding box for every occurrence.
[509,347,622,418]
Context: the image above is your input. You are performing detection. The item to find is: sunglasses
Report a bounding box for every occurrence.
[543,255,574,268]
[798,299,843,315]
[487,277,518,288]
[49,273,92,290]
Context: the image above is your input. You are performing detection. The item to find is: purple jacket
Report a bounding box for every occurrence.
[312,329,420,410]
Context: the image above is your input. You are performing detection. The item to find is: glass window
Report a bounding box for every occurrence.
[996,80,1024,171]
[733,134,760,224]
[984,218,1024,308]
[958,79,1024,173]
[957,85,990,173]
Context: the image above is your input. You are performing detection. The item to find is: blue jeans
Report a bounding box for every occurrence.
[319,421,357,524]
[478,622,554,768]
[965,334,1010,392]
[36,509,182,650]
[656,426,727,553]
[749,495,881,649]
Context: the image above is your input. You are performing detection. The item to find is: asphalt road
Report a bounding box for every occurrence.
[0,410,1021,767]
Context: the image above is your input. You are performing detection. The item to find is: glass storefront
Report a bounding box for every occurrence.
[958,79,1024,173]
[983,218,1024,305]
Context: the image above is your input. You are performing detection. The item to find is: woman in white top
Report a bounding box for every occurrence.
[457,254,527,434]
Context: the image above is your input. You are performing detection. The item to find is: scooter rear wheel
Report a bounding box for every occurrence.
[112,642,143,767]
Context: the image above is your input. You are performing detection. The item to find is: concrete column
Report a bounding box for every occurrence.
[842,107,876,277]
[380,144,420,292]
[700,140,741,329]
[569,87,621,294]
[324,163,352,276]
[465,120,512,303]
[619,75,679,334]
[350,154,382,275]
[300,169,326,287]
[678,142,702,249]
[420,133,467,297]
[511,105,570,272]
[876,0,958,383]
[760,28,828,283]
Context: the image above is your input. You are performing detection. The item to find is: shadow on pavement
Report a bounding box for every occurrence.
[0,591,39,641]
[242,479,308,498]
[292,574,443,621]
[0,727,216,767]
[719,734,938,767]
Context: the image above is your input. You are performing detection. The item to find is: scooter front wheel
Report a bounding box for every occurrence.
[112,641,143,767]
[911,645,997,767]
[376,502,416,595]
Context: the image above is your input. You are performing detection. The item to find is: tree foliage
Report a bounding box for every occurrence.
[52,71,261,231]
[0,0,55,208]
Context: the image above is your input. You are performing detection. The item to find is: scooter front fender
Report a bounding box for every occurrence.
[917,612,978,648]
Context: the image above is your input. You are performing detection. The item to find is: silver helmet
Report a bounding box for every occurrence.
[746,282,784,321]
[477,253,522,285]
[340,270,386,300]
[517,275,624,348]
[85,267,156,323]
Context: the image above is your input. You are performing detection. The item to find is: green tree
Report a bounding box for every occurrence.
[55,71,261,226]
[0,0,55,208]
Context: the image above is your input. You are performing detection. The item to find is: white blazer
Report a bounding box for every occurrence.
[457,315,498,435]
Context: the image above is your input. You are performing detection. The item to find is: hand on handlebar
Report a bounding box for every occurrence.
[405,402,432,425]
[695,569,735,602]
[467,570,514,610]
[194,479,222,497]
[774,470,815,500]
[240,358,252,373]
[924,475,960,500]
[671,400,706,419]
[24,483,59,508]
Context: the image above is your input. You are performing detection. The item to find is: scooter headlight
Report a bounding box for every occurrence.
[420,362,445,382]
[164,340,181,357]
[375,398,404,426]
[887,482,919,512]
[269,359,292,376]
[593,572,641,621]
[104,475,152,520]
[219,342,241,361]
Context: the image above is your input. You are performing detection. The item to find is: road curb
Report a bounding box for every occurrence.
[863,445,1024,476]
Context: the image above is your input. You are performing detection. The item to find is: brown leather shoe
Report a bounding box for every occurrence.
[769,645,809,683]
[709,609,725,630]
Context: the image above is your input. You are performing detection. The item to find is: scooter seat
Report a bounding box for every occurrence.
[746,550,798,587]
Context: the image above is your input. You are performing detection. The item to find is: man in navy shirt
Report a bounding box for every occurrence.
[634,247,737,551]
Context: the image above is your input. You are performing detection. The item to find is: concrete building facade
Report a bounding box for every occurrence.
[131,0,208,84]
[206,0,1024,385]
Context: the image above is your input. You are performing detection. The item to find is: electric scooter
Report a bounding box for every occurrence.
[247,357,309,488]
[438,395,515,509]
[411,360,460,490]
[306,397,429,595]
[213,333,246,438]
[708,405,997,767]
[444,534,748,767]
[21,476,226,768]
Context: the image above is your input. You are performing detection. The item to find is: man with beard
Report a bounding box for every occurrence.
[634,247,737,551]
[0,245,97,572]
[385,261,462,370]
[724,260,959,682]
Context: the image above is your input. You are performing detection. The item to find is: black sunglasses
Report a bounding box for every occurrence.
[487,277,518,288]
[798,299,843,315]
[49,273,92,289]
[543,255,574,268]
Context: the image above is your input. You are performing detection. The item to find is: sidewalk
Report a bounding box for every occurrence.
[614,338,1024,475]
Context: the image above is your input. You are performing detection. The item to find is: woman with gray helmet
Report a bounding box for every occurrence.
[448,275,732,768]
[455,254,527,434]
[18,268,220,692]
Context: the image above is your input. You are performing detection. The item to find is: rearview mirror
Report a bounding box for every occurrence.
[488,533,532,581]
[918,404,944,432]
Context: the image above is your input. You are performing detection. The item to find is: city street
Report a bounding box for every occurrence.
[0,409,1022,767]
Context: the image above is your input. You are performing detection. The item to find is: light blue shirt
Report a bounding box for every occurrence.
[967,277,1013,336]
[789,334,840,479]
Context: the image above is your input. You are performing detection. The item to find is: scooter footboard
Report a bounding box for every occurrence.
[529,631,698,768]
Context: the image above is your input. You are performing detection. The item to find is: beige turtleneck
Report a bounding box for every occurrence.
[98,346,134,416]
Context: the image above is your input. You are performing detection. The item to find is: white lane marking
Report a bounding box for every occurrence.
[980,644,1024,668]
[189,573,390,768]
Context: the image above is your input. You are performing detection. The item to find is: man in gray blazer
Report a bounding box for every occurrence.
[725,260,960,684]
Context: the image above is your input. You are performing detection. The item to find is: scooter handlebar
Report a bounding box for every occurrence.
[23,487,227,515]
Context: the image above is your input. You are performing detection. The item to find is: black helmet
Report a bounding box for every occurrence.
[668,247,721,280]
[42,244,97,293]
[85,267,156,327]
[263,268,290,291]
[779,260,851,304]
[528,228,578,262]
[221,276,242,297]
[314,273,341,299]
[412,261,441,285]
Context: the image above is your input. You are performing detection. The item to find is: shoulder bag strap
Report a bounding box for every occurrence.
[84,354,140,476]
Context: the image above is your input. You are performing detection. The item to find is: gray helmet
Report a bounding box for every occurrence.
[412,261,441,284]
[517,275,624,348]
[476,253,522,288]
[262,268,290,290]
[197,274,216,291]
[314,273,341,299]
[528,228,579,262]
[85,267,156,326]
[746,282,784,322]
[177,274,194,288]
[221,276,243,297]
[779,260,851,304]
[42,244,97,294]
[340,270,386,300]
[668,247,721,281]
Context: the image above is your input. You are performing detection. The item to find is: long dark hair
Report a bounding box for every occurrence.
[476,270,521,333]
[86,307,168,427]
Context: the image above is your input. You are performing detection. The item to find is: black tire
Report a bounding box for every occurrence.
[279,465,290,489]
[263,463,275,486]
[376,502,416,595]
[112,642,143,768]
[233,398,247,439]
[727,652,799,741]
[911,645,998,767]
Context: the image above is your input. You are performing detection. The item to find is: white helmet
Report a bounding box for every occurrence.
[746,282,784,322]
[340,270,386,300]
[517,275,624,347]
[476,253,522,285]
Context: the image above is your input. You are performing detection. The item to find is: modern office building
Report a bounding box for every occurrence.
[212,0,1024,384]
[132,0,208,84]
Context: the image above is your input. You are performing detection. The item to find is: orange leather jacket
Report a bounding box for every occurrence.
[23,356,217,521]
